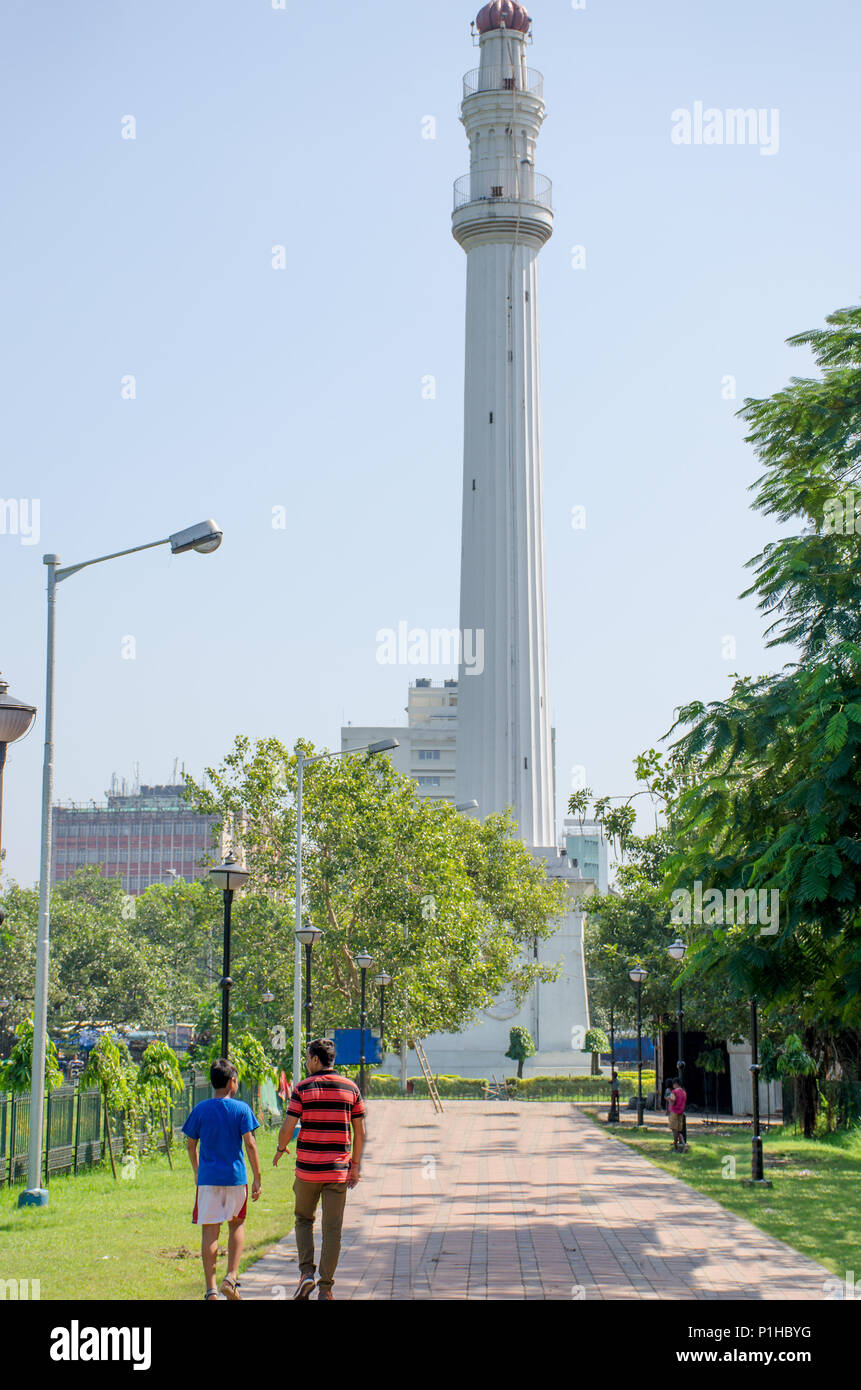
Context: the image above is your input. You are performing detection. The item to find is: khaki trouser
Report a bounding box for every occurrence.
[293,1177,349,1292]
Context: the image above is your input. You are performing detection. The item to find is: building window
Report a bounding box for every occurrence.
[417,777,442,787]
[417,750,442,761]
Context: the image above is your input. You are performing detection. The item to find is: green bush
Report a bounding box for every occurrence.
[363,1070,657,1100]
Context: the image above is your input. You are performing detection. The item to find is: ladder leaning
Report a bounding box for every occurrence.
[411,1038,444,1114]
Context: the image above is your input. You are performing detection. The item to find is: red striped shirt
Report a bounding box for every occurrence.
[287,1072,365,1183]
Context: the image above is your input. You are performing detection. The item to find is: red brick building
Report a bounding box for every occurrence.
[52,782,221,896]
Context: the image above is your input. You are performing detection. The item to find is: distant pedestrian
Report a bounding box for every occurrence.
[668,1077,688,1151]
[182,1058,262,1301]
[273,1038,366,1301]
[609,1069,621,1122]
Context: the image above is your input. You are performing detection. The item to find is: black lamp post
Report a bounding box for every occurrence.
[356,951,373,1096]
[744,996,772,1187]
[209,854,251,1060]
[629,965,648,1126]
[0,995,11,1060]
[608,1004,619,1124]
[374,971,392,1054]
[295,920,324,1059]
[667,937,687,1141]
[0,673,37,867]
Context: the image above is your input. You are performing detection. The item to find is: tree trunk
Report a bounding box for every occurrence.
[103,1095,117,1180]
[517,1057,524,1079]
[798,1073,818,1138]
[160,1108,174,1170]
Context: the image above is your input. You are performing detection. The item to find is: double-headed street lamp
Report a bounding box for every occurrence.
[295,919,324,1054]
[209,854,251,1059]
[20,519,223,1209]
[629,965,648,1127]
[374,971,392,1052]
[356,950,373,1097]
[0,674,37,868]
[292,738,399,1083]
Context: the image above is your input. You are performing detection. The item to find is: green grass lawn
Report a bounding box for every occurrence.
[0,1129,295,1301]
[583,1108,861,1277]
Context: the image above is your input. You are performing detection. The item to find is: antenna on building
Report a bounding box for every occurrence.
[133,762,140,794]
[171,757,179,786]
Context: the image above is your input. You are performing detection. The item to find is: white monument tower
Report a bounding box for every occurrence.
[414,3,593,1080]
[454,1,555,849]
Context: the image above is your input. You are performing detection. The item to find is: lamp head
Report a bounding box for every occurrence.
[374,972,393,988]
[368,738,399,756]
[356,951,373,971]
[169,519,223,556]
[295,920,324,948]
[261,990,275,1005]
[629,965,648,986]
[208,853,251,892]
[667,938,687,962]
[0,675,37,746]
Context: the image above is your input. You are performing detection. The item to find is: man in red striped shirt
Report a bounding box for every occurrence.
[273,1037,366,1301]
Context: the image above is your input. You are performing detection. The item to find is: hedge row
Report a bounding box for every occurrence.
[366,1071,657,1099]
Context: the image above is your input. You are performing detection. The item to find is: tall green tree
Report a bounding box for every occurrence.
[185,737,566,1043]
[665,303,861,1118]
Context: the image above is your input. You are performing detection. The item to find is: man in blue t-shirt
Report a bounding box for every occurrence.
[182,1058,261,1301]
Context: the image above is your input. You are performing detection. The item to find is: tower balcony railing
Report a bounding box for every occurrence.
[463,66,544,100]
[453,170,552,213]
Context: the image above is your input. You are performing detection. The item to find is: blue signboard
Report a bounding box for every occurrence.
[331,1029,382,1066]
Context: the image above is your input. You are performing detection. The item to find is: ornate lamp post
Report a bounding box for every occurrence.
[295,920,324,1059]
[209,854,251,1059]
[0,674,37,870]
[374,971,392,1053]
[356,951,373,1096]
[629,965,648,1126]
[608,1004,619,1123]
[743,996,772,1188]
[667,937,687,1142]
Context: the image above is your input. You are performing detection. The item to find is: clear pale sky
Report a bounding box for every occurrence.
[2,0,859,885]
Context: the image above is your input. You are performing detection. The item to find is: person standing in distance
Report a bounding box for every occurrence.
[273,1038,365,1301]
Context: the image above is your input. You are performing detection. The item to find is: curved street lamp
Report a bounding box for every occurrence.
[22,520,223,1210]
[629,965,648,1126]
[0,674,37,868]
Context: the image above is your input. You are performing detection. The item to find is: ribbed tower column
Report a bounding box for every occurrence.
[453,3,555,849]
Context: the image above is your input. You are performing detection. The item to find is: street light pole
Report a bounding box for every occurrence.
[20,521,222,1210]
[356,951,373,1097]
[629,965,648,1127]
[608,1004,618,1124]
[291,738,398,1088]
[667,938,687,1143]
[375,971,392,1053]
[295,920,323,1060]
[209,854,251,1060]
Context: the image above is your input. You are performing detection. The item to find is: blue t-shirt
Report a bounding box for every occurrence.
[182,1097,259,1187]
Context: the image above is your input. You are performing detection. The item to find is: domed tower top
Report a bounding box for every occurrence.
[475,2,531,34]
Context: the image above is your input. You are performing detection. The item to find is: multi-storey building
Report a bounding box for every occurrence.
[341,679,458,804]
[52,782,221,896]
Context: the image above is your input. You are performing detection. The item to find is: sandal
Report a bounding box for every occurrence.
[221,1275,242,1302]
[205,1289,219,1301]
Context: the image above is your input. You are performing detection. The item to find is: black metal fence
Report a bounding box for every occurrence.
[0,1079,245,1188]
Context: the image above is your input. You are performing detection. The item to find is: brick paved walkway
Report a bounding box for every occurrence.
[241,1101,831,1301]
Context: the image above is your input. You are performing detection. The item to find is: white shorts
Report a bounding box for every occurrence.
[193,1185,248,1226]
